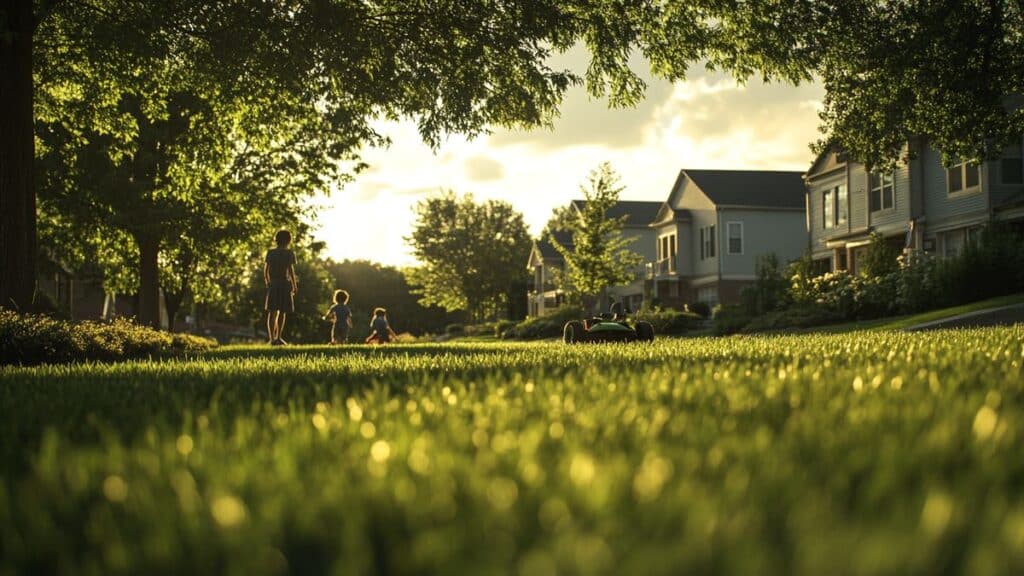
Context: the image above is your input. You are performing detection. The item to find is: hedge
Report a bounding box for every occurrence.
[1,310,217,366]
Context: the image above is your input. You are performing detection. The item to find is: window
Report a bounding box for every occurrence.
[823,188,834,229]
[669,234,677,272]
[869,171,894,211]
[657,234,677,273]
[836,185,848,225]
[697,286,718,305]
[727,222,743,254]
[699,226,715,260]
[947,161,980,194]
[822,184,848,229]
[1002,141,1023,184]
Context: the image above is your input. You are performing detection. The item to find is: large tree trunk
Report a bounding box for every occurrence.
[0,0,37,312]
[136,235,161,328]
[163,285,186,333]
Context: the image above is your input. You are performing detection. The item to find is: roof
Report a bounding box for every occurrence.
[570,200,663,226]
[533,230,574,260]
[682,169,806,209]
[650,202,692,226]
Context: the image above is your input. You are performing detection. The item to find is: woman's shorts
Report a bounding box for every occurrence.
[265,284,294,313]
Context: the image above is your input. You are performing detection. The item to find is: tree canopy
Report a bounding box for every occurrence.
[550,163,643,303]
[406,191,531,321]
[4,0,1023,313]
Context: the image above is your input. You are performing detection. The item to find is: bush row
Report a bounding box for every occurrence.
[633,308,705,335]
[715,225,1024,334]
[500,305,706,340]
[501,305,584,340]
[445,320,519,339]
[0,310,217,366]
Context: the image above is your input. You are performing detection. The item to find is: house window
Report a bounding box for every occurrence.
[836,185,848,225]
[727,222,743,254]
[943,229,965,258]
[947,161,980,194]
[1002,141,1023,184]
[869,172,894,212]
[669,234,677,272]
[657,234,677,273]
[699,226,715,260]
[697,286,718,305]
[821,184,848,229]
[823,188,834,229]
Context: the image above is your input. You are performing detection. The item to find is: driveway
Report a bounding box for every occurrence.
[904,303,1024,331]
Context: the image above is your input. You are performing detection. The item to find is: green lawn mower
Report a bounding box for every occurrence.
[562,312,655,344]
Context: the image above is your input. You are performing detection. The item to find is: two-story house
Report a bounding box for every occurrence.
[648,169,809,307]
[806,137,1024,272]
[526,200,661,317]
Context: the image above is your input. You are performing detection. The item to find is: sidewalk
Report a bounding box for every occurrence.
[903,303,1024,331]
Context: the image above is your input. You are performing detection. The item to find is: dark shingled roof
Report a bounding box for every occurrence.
[682,169,806,209]
[534,230,574,259]
[570,200,664,226]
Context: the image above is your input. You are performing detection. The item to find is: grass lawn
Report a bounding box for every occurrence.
[3,329,1024,574]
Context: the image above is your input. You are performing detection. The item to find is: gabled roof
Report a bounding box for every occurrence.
[682,169,806,209]
[533,230,574,260]
[650,202,691,226]
[570,200,663,226]
[806,142,847,179]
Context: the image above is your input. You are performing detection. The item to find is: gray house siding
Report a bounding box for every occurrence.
[719,208,808,276]
[865,161,912,233]
[808,170,850,256]
[920,146,989,232]
[671,177,719,279]
[849,163,869,231]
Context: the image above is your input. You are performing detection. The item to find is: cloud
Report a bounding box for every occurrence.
[464,155,505,182]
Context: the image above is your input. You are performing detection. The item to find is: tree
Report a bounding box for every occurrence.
[550,163,642,305]
[406,192,531,321]
[7,0,1024,311]
[324,259,463,338]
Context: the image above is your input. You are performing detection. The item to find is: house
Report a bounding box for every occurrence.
[805,137,1024,272]
[526,200,661,317]
[648,169,808,307]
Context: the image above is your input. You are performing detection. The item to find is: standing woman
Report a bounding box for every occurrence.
[264,229,297,345]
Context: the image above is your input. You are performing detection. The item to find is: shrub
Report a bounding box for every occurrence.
[0,310,216,366]
[634,308,704,335]
[445,323,466,336]
[685,301,711,318]
[860,232,901,278]
[895,250,940,314]
[712,304,754,335]
[494,320,516,338]
[502,305,583,340]
[932,224,1024,307]
[743,306,845,332]
[746,253,790,315]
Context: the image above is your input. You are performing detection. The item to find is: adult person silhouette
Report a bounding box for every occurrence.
[264,229,297,345]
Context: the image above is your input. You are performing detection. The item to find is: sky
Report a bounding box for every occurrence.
[311,50,825,268]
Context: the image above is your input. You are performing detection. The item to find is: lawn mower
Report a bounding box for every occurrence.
[562,311,655,344]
